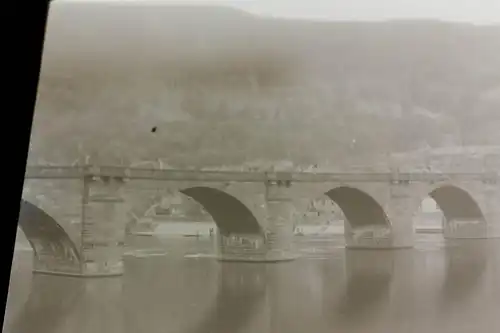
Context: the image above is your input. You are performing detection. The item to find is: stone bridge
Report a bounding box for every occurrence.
[18,162,500,277]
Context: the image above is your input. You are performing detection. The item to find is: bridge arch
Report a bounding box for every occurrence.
[428,185,485,223]
[413,183,488,239]
[17,200,81,271]
[126,185,263,236]
[324,186,391,230]
[180,187,262,236]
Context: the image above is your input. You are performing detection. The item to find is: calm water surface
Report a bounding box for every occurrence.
[4,234,500,333]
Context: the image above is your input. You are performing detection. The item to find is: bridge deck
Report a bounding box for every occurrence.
[24,165,498,183]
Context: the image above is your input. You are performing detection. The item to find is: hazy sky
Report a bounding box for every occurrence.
[63,0,500,24]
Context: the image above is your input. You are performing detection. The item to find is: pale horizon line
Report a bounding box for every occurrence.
[52,0,500,26]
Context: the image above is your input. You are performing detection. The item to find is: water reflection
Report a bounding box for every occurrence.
[185,263,268,333]
[323,250,395,330]
[439,240,490,312]
[266,261,327,333]
[7,275,85,333]
[69,279,126,333]
[5,235,500,333]
[121,257,219,333]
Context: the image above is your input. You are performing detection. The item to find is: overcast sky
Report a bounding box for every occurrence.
[63,0,500,24]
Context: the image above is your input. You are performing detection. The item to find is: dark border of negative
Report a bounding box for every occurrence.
[1,0,52,318]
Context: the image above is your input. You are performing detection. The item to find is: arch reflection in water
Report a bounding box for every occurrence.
[439,240,490,312]
[184,263,268,333]
[6,275,85,333]
[265,261,327,333]
[70,279,126,333]
[324,250,396,328]
[121,258,219,333]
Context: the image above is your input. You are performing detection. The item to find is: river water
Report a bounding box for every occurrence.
[4,234,500,333]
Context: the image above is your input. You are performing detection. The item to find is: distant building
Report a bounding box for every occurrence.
[155,194,210,221]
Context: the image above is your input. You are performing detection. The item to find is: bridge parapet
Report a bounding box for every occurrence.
[24,164,499,184]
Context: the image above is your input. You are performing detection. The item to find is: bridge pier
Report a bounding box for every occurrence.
[215,231,268,262]
[216,179,296,262]
[78,176,127,277]
[31,252,82,277]
[484,189,500,239]
[345,181,415,250]
[344,224,396,249]
[262,179,296,261]
[33,176,128,277]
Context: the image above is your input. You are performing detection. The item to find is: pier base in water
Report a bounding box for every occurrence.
[215,232,297,263]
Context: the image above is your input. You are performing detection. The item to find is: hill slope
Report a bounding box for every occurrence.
[29,2,500,167]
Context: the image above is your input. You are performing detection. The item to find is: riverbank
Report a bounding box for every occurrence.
[132,222,442,238]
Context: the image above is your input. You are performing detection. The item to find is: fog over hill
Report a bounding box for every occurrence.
[30,2,500,167]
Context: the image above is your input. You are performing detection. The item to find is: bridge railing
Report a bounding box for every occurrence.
[24,165,268,182]
[24,165,498,183]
